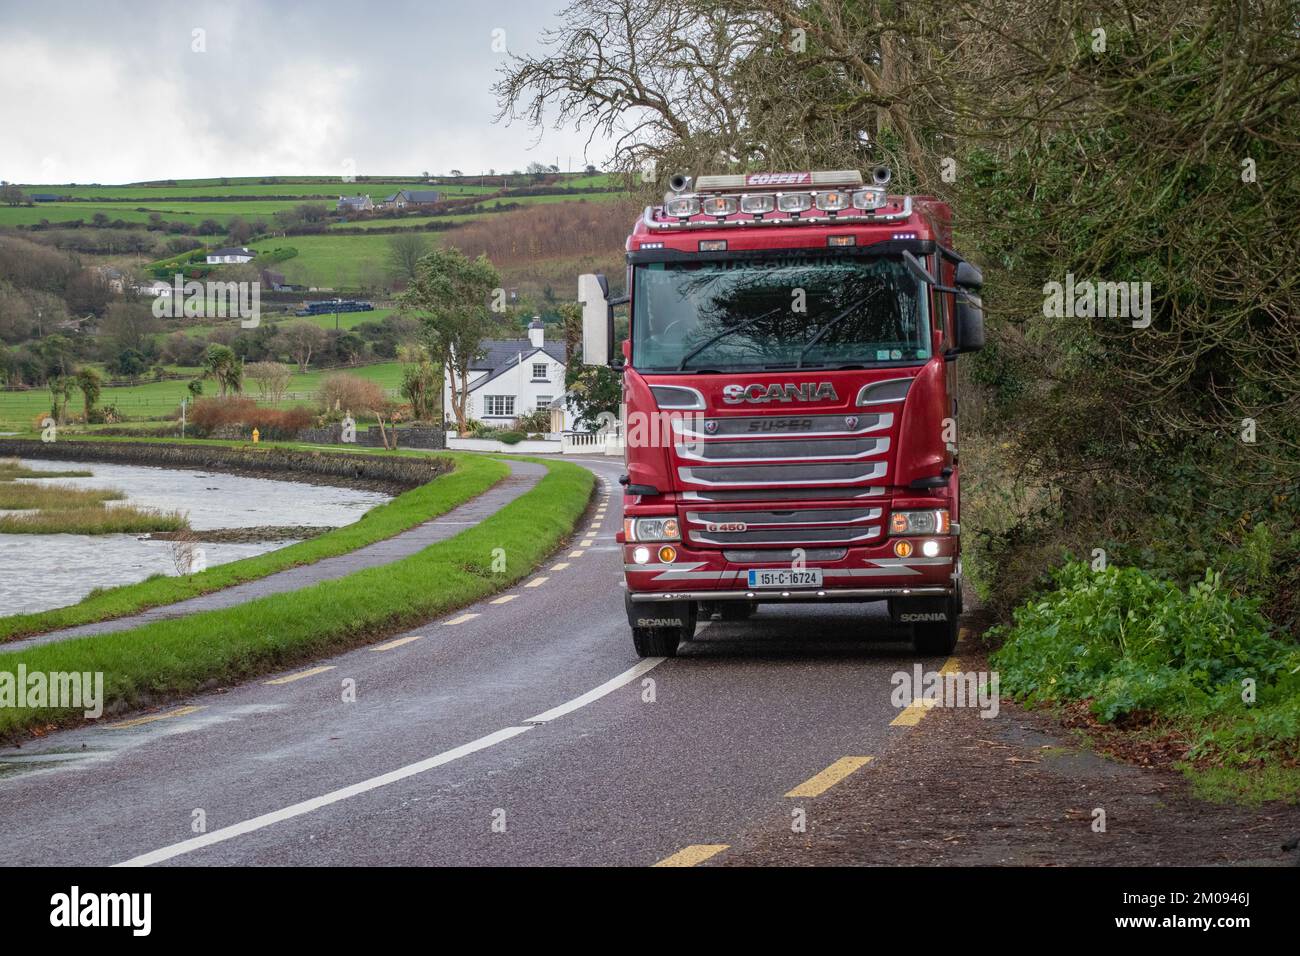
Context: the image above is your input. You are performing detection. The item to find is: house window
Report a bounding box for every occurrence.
[484,395,515,417]
[535,395,554,410]
[531,363,548,382]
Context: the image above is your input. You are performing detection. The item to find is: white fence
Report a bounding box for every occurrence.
[561,431,623,456]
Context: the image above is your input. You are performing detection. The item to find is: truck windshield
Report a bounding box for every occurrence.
[632,255,929,372]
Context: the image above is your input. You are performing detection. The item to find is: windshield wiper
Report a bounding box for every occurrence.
[796,290,885,368]
[677,308,783,371]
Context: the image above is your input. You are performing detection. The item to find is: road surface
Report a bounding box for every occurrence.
[0,457,938,867]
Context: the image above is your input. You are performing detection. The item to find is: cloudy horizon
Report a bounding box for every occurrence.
[0,0,607,185]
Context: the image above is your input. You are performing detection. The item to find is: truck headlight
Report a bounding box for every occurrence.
[889,510,950,535]
[624,517,680,542]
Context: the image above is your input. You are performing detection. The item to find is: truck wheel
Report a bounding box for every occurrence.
[632,625,681,658]
[626,594,696,658]
[911,593,960,656]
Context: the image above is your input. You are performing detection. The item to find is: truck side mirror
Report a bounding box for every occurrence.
[955,261,983,289]
[955,292,985,353]
[578,273,611,366]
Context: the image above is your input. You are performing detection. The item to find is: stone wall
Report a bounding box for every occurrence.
[298,425,446,449]
[0,439,452,492]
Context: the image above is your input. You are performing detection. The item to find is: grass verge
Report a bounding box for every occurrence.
[0,457,593,740]
[0,450,507,642]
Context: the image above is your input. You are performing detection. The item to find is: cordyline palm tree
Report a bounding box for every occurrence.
[202,344,243,397]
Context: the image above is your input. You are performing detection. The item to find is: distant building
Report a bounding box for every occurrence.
[382,189,441,209]
[143,279,174,298]
[445,319,570,431]
[337,195,374,213]
[29,193,65,202]
[205,246,256,265]
[261,268,289,291]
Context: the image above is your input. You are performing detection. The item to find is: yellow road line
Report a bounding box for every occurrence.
[491,595,517,604]
[370,635,424,652]
[525,577,548,588]
[785,756,874,798]
[105,706,203,730]
[580,539,594,547]
[940,656,961,674]
[653,844,729,867]
[264,666,335,686]
[958,627,970,644]
[891,699,939,726]
[568,550,585,558]
[442,613,480,626]
[551,562,571,571]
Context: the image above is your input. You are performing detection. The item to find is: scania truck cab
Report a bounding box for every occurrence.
[579,168,985,658]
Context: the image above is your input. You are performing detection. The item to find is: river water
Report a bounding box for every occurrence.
[0,458,391,615]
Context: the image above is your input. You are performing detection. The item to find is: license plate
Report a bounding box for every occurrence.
[747,569,823,588]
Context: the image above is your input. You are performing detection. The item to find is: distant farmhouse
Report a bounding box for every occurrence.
[28,193,66,202]
[337,195,374,213]
[382,189,440,209]
[444,319,572,431]
[205,246,256,265]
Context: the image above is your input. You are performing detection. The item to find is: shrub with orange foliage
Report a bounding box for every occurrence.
[187,397,313,441]
[445,199,637,267]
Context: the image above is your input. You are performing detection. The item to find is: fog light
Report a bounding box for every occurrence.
[658,545,677,563]
[922,539,940,557]
[633,546,650,565]
[894,540,914,558]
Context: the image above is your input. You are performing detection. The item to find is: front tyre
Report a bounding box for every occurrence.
[910,589,961,656]
[626,593,696,658]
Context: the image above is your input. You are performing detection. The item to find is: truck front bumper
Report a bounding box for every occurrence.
[622,539,959,603]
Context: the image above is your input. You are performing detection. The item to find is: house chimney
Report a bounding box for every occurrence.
[528,317,544,349]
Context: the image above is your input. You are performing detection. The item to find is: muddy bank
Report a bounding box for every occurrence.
[0,440,451,495]
[147,526,329,543]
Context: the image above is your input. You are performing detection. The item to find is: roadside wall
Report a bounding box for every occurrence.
[0,440,452,492]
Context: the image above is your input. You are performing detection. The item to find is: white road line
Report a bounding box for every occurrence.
[115,726,534,867]
[116,657,668,866]
[525,658,664,724]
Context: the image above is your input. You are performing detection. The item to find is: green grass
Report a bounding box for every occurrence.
[0,456,593,740]
[1182,764,1300,805]
[0,448,505,642]
[0,361,406,429]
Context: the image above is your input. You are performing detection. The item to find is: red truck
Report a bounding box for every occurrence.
[578,168,984,658]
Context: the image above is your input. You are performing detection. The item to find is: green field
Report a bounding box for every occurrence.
[0,361,406,429]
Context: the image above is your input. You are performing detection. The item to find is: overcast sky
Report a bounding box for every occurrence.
[0,0,608,185]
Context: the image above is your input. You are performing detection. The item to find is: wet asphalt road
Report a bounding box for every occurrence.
[0,457,932,867]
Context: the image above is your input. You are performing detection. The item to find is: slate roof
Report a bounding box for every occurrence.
[464,339,566,392]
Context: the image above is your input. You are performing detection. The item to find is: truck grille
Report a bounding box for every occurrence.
[685,506,883,547]
[673,408,892,490]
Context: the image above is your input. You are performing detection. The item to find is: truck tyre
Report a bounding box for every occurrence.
[626,594,696,658]
[910,590,961,656]
[632,625,681,658]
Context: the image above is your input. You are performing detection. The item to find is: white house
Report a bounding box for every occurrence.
[337,195,375,212]
[143,279,174,297]
[445,319,572,432]
[205,246,256,265]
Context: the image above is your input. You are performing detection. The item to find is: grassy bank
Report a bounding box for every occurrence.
[0,448,506,642]
[989,561,1300,802]
[0,457,593,740]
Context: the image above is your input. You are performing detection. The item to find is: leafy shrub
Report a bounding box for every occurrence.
[496,431,525,445]
[991,561,1300,762]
